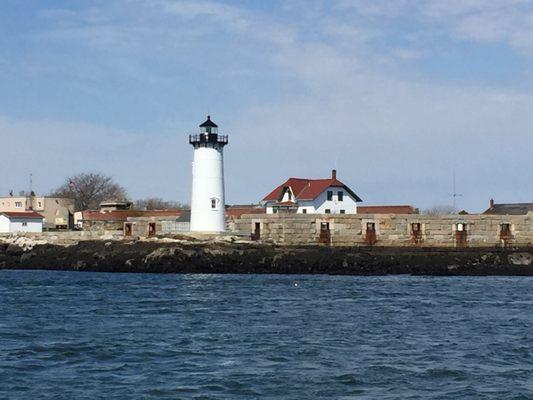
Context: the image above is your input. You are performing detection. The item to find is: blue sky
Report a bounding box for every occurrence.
[1,0,533,211]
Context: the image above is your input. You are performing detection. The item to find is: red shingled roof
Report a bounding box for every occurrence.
[357,205,417,214]
[1,211,44,219]
[262,177,362,202]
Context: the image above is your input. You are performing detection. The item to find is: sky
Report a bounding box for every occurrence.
[1,0,533,212]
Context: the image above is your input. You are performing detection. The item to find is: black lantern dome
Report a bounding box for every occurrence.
[199,115,218,134]
[189,115,228,147]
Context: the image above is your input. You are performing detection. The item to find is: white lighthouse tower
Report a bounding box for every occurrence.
[189,116,228,232]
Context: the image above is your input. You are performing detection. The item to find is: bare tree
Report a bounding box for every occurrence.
[423,205,456,216]
[134,197,188,210]
[51,173,128,211]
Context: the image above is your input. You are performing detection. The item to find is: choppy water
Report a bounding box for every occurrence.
[1,271,533,399]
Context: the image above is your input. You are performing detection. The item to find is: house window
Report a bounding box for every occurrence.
[327,191,333,201]
[287,190,292,201]
[340,210,345,214]
[211,199,216,209]
[15,202,22,208]
[325,209,331,214]
[338,191,343,201]
[302,209,307,214]
[273,208,278,214]
[22,222,28,227]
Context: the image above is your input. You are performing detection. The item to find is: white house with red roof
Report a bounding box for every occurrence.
[0,211,44,233]
[261,170,362,214]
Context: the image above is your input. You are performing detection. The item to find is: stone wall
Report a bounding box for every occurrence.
[125,217,188,237]
[234,213,533,247]
[0,231,123,247]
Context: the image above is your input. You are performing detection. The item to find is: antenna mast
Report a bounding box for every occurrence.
[449,171,463,211]
[27,173,34,210]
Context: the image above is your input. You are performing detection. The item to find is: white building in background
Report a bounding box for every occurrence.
[189,116,228,232]
[261,170,362,214]
[0,211,44,233]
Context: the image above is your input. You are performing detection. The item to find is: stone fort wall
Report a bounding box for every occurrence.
[234,213,533,247]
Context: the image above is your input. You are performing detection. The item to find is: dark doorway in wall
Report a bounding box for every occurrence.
[252,222,261,241]
[365,222,377,245]
[411,222,422,244]
[319,222,331,244]
[500,223,512,246]
[124,223,132,237]
[455,223,467,247]
[148,223,156,237]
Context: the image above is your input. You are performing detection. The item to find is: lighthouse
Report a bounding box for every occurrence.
[189,116,229,232]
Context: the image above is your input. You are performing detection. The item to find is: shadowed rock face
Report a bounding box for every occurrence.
[0,241,533,276]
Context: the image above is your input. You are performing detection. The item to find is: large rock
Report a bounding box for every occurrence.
[508,253,533,266]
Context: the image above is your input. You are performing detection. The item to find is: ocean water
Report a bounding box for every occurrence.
[0,271,532,399]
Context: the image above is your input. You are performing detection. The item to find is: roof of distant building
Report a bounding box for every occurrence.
[357,205,418,214]
[199,115,218,128]
[1,211,44,219]
[226,205,266,219]
[483,203,533,215]
[262,171,362,203]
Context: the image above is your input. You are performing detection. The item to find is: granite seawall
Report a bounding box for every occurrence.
[1,237,532,275]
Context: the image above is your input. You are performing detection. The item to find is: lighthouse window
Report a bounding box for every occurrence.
[211,199,217,209]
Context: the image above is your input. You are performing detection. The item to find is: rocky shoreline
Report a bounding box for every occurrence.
[0,238,532,275]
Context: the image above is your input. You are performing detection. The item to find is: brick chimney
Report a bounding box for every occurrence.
[332,169,337,180]
[489,198,494,209]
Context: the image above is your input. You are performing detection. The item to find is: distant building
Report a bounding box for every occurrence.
[76,209,183,232]
[261,170,362,214]
[0,194,74,230]
[0,211,44,233]
[483,199,533,215]
[357,205,418,214]
[99,201,133,212]
[226,204,266,232]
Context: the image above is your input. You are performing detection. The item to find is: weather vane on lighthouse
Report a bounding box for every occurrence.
[189,116,229,232]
